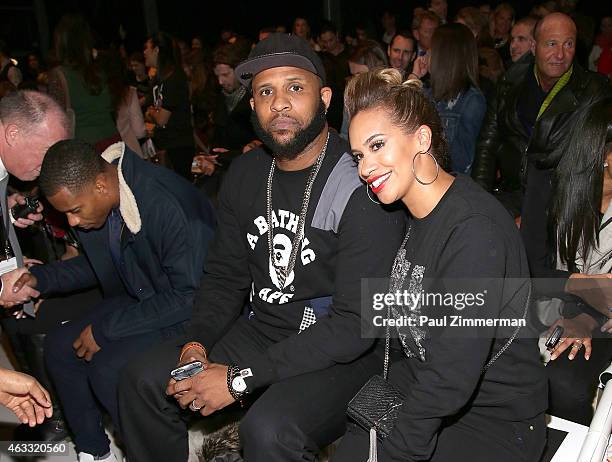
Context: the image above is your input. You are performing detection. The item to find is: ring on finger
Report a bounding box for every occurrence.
[189,399,203,412]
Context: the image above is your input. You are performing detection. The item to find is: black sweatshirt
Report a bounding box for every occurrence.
[188,132,405,389]
[381,175,547,461]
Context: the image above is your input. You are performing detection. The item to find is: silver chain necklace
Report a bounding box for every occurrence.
[266,133,330,289]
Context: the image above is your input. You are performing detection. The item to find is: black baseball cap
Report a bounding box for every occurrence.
[235,33,326,87]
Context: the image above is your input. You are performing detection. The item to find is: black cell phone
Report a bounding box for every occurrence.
[11,196,40,220]
[170,361,204,381]
[545,325,564,350]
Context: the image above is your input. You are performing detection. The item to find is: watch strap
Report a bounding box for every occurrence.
[227,364,248,402]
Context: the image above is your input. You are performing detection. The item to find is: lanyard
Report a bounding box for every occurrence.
[535,65,573,121]
[2,194,12,260]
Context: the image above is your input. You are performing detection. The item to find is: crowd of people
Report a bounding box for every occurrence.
[0,1,609,461]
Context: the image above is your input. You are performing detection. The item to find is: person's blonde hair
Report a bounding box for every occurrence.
[344,68,449,168]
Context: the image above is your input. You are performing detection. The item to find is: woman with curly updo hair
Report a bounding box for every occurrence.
[333,68,546,462]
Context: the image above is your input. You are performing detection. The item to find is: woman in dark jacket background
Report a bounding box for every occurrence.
[144,32,194,180]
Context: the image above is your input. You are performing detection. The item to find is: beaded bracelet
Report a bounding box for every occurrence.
[226,365,244,402]
[179,342,206,362]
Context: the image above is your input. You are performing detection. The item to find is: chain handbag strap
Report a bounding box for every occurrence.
[383,308,391,380]
[266,133,330,288]
[482,280,532,372]
[383,226,412,380]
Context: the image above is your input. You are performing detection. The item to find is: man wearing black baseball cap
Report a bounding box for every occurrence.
[234,32,327,86]
[119,33,404,462]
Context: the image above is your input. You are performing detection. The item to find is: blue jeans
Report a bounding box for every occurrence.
[44,296,185,456]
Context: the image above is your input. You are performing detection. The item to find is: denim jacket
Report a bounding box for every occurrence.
[427,86,486,174]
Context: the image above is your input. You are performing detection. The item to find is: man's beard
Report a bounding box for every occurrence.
[251,99,327,161]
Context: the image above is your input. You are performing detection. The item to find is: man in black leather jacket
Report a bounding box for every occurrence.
[471,13,611,218]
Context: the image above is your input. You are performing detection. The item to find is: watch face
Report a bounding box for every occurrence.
[232,376,247,393]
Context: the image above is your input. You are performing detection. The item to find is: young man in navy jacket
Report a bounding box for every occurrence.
[11,139,215,462]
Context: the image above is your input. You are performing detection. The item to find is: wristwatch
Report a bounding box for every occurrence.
[227,365,252,401]
[232,374,247,393]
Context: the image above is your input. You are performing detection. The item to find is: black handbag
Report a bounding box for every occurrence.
[347,312,401,441]
[347,228,412,444]
[345,313,399,461]
[347,371,403,440]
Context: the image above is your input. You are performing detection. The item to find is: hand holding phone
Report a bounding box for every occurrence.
[545,325,564,350]
[11,196,40,220]
[170,361,204,381]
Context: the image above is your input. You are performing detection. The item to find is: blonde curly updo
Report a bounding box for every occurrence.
[344,68,449,169]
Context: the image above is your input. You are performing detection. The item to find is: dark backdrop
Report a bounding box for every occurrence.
[0,0,609,59]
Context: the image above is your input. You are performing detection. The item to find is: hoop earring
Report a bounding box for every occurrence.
[412,150,439,186]
[366,186,380,204]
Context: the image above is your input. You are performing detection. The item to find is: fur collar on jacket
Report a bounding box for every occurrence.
[101,142,142,235]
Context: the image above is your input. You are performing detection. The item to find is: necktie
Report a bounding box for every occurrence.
[107,208,132,296]
[0,175,35,316]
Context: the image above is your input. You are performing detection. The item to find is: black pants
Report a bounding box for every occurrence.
[547,338,612,425]
[0,290,102,440]
[333,411,546,462]
[0,289,101,375]
[44,296,186,456]
[118,316,381,462]
[2,289,101,335]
